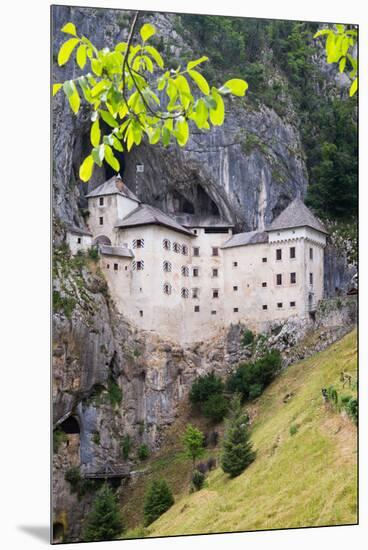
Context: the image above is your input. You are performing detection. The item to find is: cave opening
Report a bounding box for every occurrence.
[53,522,64,543]
[196,184,220,216]
[59,415,80,435]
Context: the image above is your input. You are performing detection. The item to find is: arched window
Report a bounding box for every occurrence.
[163,239,171,251]
[173,242,181,253]
[182,244,188,256]
[163,261,172,272]
[181,288,189,298]
[181,266,189,277]
[93,235,111,246]
[163,282,172,295]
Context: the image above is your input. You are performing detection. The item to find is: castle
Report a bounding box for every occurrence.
[67,175,328,344]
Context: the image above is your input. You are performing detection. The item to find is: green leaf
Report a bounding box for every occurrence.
[99,109,119,128]
[147,126,161,145]
[191,98,208,129]
[314,29,331,38]
[188,69,210,95]
[339,57,346,73]
[63,80,80,114]
[115,42,128,53]
[61,22,77,37]
[90,119,100,147]
[52,83,62,96]
[91,58,103,76]
[144,45,164,69]
[79,155,94,182]
[222,79,248,97]
[209,87,225,126]
[140,23,156,42]
[58,38,80,66]
[187,56,208,70]
[92,144,105,166]
[76,44,87,69]
[162,127,171,146]
[349,77,358,97]
[112,136,124,152]
[175,117,189,147]
[105,145,120,172]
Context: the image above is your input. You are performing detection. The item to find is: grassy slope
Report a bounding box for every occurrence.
[142,329,357,537]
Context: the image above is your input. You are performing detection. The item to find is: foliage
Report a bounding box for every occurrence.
[108,379,123,407]
[143,479,174,526]
[226,350,282,401]
[53,428,68,453]
[221,398,256,478]
[182,424,205,465]
[54,16,248,182]
[191,469,205,491]
[241,328,254,347]
[88,246,99,260]
[289,424,299,436]
[64,466,82,492]
[53,289,76,319]
[121,434,132,460]
[201,393,229,423]
[324,385,358,425]
[314,24,358,96]
[82,484,124,542]
[92,431,101,445]
[138,443,150,461]
[189,371,224,405]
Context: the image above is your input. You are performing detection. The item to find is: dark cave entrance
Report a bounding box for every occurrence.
[196,185,220,216]
[59,416,80,434]
[53,522,64,543]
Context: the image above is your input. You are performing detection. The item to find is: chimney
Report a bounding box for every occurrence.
[115,174,124,192]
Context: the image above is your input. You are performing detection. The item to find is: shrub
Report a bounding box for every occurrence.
[108,379,123,407]
[189,372,224,405]
[182,424,205,466]
[138,443,150,461]
[82,484,124,542]
[341,396,358,425]
[92,431,101,445]
[53,290,76,319]
[121,435,132,460]
[143,479,174,526]
[241,329,254,347]
[191,469,205,491]
[202,393,229,423]
[289,424,298,436]
[248,383,263,400]
[53,428,67,453]
[65,466,82,493]
[88,247,99,260]
[326,385,338,405]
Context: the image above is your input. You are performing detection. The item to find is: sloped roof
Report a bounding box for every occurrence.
[222,231,269,249]
[172,213,234,228]
[66,224,92,236]
[99,244,133,258]
[266,198,328,234]
[85,175,140,203]
[115,204,195,237]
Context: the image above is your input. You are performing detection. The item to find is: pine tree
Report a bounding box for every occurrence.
[143,479,174,526]
[221,396,256,478]
[82,484,124,542]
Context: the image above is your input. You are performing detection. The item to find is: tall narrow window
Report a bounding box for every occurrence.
[173,242,181,253]
[77,237,81,244]
[309,272,313,285]
[192,288,199,299]
[182,244,188,256]
[193,267,199,277]
[99,216,103,225]
[213,289,219,299]
[163,283,172,295]
[290,272,296,284]
[212,268,218,277]
[114,263,118,271]
[139,310,143,317]
[99,197,104,206]
[194,305,200,312]
[212,247,219,256]
[163,261,172,272]
[276,249,282,260]
[136,260,144,271]
[163,239,171,251]
[193,247,200,257]
[181,288,189,298]
[181,266,189,277]
[310,247,313,260]
[276,274,282,286]
[290,246,296,259]
[233,261,238,267]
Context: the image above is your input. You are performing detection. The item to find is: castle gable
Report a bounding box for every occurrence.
[222,230,269,249]
[86,175,140,203]
[266,198,328,234]
[115,204,195,237]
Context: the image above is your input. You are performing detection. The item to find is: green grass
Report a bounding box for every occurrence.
[142,330,357,536]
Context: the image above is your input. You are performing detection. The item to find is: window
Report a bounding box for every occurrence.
[173,242,181,253]
[194,305,200,312]
[276,249,282,260]
[309,272,313,285]
[262,305,268,310]
[233,261,238,267]
[290,301,296,307]
[212,268,218,277]
[193,247,200,257]
[233,307,239,313]
[181,266,189,277]
[106,263,110,269]
[163,283,172,295]
[139,310,143,317]
[212,247,219,256]
[133,238,144,249]
[136,260,144,271]
[192,288,199,299]
[211,310,217,315]
[290,272,296,284]
[262,257,267,263]
[193,229,198,235]
[233,286,238,291]
[182,244,188,256]
[262,282,267,287]
[276,274,282,286]
[213,289,219,299]
[290,246,295,259]
[114,263,118,271]
[99,216,103,225]
[77,237,81,244]
[277,302,283,309]
[193,267,199,277]
[181,288,189,298]
[310,247,313,260]
[99,197,104,206]
[125,266,128,271]
[163,261,172,272]
[163,239,171,251]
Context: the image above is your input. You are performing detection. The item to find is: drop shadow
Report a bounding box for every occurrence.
[18,525,50,544]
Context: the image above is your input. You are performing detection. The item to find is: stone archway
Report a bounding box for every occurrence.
[93,234,111,246]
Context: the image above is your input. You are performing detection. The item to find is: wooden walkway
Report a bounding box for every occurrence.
[83,464,130,479]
